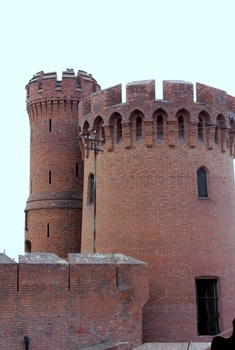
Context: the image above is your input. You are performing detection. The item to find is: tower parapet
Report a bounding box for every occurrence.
[0,253,148,349]
[25,70,100,258]
[79,79,235,342]
[79,80,235,155]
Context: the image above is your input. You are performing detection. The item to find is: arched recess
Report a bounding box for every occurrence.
[82,120,89,136]
[94,116,105,143]
[215,114,226,145]
[153,108,168,142]
[176,109,190,141]
[129,109,145,143]
[25,240,32,253]
[197,166,208,198]
[198,111,211,143]
[109,112,122,144]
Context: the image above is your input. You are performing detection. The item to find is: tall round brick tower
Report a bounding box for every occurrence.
[25,69,100,258]
[79,80,235,342]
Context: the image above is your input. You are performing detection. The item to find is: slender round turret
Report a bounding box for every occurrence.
[79,80,235,342]
[25,69,100,258]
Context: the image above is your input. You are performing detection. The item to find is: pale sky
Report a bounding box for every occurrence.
[0,0,235,260]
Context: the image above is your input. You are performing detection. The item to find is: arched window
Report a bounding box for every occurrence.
[136,116,142,140]
[157,115,163,140]
[102,126,105,144]
[88,173,95,205]
[25,240,31,253]
[109,113,122,145]
[178,115,184,140]
[117,118,122,143]
[198,117,203,142]
[94,116,105,148]
[197,167,208,198]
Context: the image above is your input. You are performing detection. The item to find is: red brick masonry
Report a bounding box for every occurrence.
[0,253,148,350]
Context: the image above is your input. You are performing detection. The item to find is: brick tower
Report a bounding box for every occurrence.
[25,69,100,258]
[79,80,235,342]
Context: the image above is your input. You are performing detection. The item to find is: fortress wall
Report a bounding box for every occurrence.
[80,80,235,342]
[0,253,148,350]
[0,255,18,350]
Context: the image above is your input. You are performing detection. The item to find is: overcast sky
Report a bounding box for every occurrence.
[0,0,235,260]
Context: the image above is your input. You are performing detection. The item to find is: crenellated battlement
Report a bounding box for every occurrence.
[78,79,235,156]
[26,69,100,107]
[0,253,148,349]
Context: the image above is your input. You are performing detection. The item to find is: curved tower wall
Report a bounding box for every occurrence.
[25,70,100,258]
[79,80,235,342]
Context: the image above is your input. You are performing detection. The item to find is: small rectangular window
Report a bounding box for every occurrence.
[47,223,49,238]
[25,211,28,231]
[196,279,220,335]
[76,163,78,178]
[89,173,95,205]
[49,119,52,132]
[49,171,51,184]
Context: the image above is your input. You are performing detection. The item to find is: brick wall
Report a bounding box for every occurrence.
[25,70,100,257]
[0,253,148,350]
[80,80,235,342]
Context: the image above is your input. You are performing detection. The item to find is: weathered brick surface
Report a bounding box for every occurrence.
[24,71,235,345]
[80,80,235,342]
[25,70,100,257]
[0,253,148,350]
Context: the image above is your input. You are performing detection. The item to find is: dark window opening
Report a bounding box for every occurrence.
[89,173,94,205]
[49,171,51,184]
[136,116,142,140]
[197,167,208,198]
[76,163,78,178]
[25,240,31,253]
[38,80,42,90]
[47,223,49,238]
[117,118,122,143]
[58,100,60,117]
[196,279,220,335]
[25,212,28,231]
[178,115,184,140]
[215,122,219,144]
[49,119,52,132]
[102,127,105,144]
[157,115,164,140]
[198,117,203,142]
